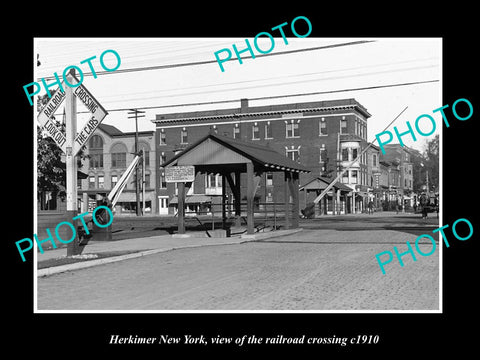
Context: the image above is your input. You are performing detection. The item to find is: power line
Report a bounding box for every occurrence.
[37,40,375,81]
[99,64,438,104]
[47,79,439,116]
[97,56,439,101]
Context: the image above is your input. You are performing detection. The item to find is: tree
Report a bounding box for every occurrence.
[37,92,89,209]
[423,134,439,193]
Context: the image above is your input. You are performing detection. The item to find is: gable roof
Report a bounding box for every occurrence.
[299,176,352,192]
[162,133,310,173]
[98,123,124,136]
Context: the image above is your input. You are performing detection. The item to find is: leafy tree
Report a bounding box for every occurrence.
[411,134,439,194]
[423,134,439,193]
[37,93,89,209]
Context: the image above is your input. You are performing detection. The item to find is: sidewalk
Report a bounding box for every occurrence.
[36,228,303,277]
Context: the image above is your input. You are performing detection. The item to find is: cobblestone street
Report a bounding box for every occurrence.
[37,217,440,311]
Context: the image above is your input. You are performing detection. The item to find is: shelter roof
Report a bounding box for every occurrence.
[299,176,352,192]
[162,133,310,173]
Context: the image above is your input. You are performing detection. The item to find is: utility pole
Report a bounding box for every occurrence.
[127,109,145,216]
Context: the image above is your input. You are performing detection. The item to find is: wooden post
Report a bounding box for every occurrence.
[284,172,290,229]
[226,172,241,227]
[65,70,81,256]
[289,172,299,228]
[234,171,241,217]
[222,173,226,230]
[246,162,254,234]
[336,188,341,215]
[178,182,185,234]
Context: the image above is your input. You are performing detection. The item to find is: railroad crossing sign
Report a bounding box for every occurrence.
[37,84,68,152]
[37,73,108,156]
[71,75,108,155]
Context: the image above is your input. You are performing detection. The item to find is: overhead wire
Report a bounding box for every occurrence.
[47,79,439,116]
[37,40,375,81]
[96,57,439,101]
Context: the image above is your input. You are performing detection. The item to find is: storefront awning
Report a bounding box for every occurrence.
[115,191,154,202]
[169,194,212,205]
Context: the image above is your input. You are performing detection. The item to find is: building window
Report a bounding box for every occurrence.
[111,175,118,188]
[342,171,349,183]
[252,123,260,140]
[320,147,327,163]
[266,173,273,186]
[266,192,273,203]
[351,170,358,184]
[286,148,300,162]
[144,174,150,189]
[206,174,222,188]
[159,131,166,145]
[98,176,104,189]
[286,121,299,138]
[139,144,150,167]
[340,119,347,134]
[265,122,273,139]
[352,148,358,161]
[342,148,349,161]
[233,125,240,139]
[89,176,96,189]
[89,135,103,169]
[159,153,166,166]
[111,152,126,168]
[89,154,103,168]
[319,118,327,136]
[373,154,377,167]
[181,129,188,144]
[159,172,167,189]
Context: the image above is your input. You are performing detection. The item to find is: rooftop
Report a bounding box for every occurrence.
[162,133,311,174]
[98,124,154,137]
[152,98,371,124]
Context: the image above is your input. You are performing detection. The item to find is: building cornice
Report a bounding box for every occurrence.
[152,104,371,125]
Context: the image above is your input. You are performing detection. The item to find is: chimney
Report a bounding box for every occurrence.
[240,98,249,113]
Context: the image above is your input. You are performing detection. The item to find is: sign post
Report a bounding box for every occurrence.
[165,166,195,235]
[37,69,109,256]
[65,70,80,256]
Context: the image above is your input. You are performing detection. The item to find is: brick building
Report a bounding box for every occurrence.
[77,124,157,215]
[380,144,414,210]
[152,98,372,215]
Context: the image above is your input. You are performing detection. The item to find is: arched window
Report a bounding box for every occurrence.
[111,143,128,168]
[89,135,103,168]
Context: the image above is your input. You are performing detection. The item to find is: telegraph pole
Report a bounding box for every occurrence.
[127,109,145,216]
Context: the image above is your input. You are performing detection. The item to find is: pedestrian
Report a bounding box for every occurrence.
[368,200,373,215]
[422,204,428,220]
[419,193,428,220]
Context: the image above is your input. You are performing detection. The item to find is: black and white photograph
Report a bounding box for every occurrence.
[33,36,442,312]
[7,7,478,356]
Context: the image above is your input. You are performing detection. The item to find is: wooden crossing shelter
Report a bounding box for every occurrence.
[161,133,310,235]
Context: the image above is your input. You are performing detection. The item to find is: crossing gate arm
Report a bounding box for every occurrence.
[107,154,142,208]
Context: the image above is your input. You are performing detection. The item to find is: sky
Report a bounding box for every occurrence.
[34,37,442,153]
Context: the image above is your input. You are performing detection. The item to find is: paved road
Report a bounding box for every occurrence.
[37,223,439,311]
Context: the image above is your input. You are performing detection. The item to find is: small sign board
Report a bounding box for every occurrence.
[165,166,195,183]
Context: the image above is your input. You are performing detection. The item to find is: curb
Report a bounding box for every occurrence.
[37,228,304,277]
